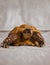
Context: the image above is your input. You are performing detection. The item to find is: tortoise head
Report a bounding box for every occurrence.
[22,28,33,39]
[31,32,44,47]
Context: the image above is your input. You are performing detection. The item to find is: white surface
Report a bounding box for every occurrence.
[0,32,50,65]
[0,0,50,30]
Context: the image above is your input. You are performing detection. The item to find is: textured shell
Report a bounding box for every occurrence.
[2,24,44,48]
[9,24,40,35]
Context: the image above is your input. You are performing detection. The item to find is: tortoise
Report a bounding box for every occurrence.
[2,24,44,48]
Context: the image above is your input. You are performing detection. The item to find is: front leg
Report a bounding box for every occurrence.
[2,34,18,48]
[30,32,44,47]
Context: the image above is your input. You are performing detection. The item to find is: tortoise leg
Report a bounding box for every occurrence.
[2,34,18,48]
[30,32,44,47]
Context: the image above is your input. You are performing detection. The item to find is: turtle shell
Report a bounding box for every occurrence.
[2,24,44,48]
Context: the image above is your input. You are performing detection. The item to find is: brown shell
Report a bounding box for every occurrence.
[2,24,44,48]
[9,24,40,34]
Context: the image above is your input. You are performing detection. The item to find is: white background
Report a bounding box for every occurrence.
[0,0,50,30]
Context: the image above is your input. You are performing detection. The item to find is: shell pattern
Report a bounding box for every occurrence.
[2,24,44,48]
